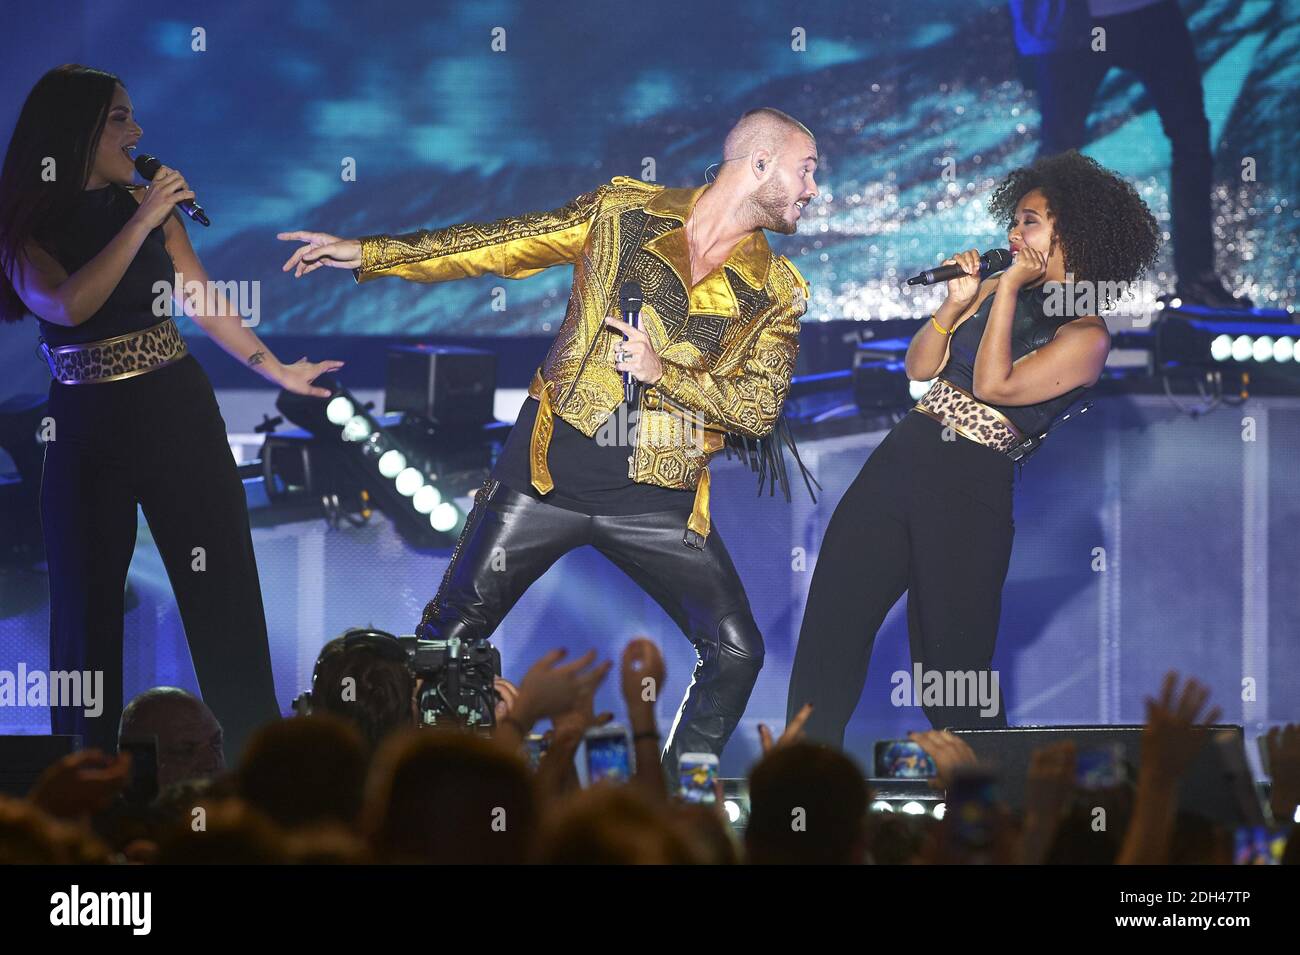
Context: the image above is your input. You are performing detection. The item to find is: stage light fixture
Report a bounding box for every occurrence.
[275,375,471,546]
[1155,315,1300,392]
[430,501,460,532]
[395,466,424,496]
[412,484,441,514]
[377,449,406,478]
[325,395,354,425]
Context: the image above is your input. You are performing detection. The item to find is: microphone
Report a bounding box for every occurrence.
[618,281,643,405]
[906,248,1011,286]
[133,154,210,227]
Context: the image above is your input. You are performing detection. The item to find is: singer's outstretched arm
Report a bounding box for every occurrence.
[350,183,610,285]
[155,192,344,397]
[278,184,609,283]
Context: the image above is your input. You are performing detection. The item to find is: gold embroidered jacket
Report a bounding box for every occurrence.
[353,176,810,544]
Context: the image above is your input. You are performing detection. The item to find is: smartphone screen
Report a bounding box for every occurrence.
[678,753,718,804]
[1076,743,1127,790]
[584,728,631,784]
[523,733,549,772]
[874,739,938,779]
[1234,826,1285,865]
[947,768,998,851]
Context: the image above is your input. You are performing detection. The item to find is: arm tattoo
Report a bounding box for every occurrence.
[247,350,267,367]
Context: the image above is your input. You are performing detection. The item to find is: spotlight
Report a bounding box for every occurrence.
[341,415,373,442]
[412,484,442,514]
[430,501,460,532]
[1156,316,1300,393]
[377,449,406,478]
[325,395,354,425]
[395,467,425,497]
[274,375,483,546]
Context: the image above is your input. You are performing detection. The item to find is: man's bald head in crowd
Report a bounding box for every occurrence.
[119,687,225,788]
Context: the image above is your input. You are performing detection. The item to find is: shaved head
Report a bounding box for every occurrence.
[711,107,819,235]
[723,107,815,166]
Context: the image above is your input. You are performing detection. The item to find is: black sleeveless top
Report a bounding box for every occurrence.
[938,283,1098,439]
[35,184,175,347]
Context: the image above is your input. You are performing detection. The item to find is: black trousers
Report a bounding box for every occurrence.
[787,411,1013,748]
[1029,0,1213,280]
[418,479,764,773]
[40,354,279,762]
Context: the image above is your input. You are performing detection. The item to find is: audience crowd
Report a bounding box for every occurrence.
[3,632,1297,865]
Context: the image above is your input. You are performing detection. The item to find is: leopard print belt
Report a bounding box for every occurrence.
[40,317,188,384]
[911,378,1023,454]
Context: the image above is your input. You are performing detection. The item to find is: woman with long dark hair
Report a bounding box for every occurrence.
[787,150,1160,746]
[0,65,342,759]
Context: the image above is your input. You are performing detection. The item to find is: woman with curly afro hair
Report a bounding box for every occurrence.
[787,150,1159,747]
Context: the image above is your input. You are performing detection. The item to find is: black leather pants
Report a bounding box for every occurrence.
[417,479,764,774]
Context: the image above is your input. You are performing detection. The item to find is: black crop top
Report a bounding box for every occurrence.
[34,184,175,347]
[938,283,1098,439]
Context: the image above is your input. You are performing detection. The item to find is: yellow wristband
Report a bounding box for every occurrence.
[931,314,952,336]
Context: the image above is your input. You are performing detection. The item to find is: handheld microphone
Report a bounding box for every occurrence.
[906,248,1010,286]
[133,154,211,227]
[618,281,643,405]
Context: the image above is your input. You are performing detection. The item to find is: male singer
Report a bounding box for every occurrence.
[278,107,816,772]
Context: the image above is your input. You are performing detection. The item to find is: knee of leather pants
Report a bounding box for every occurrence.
[660,609,765,777]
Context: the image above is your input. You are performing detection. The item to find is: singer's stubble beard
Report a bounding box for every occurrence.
[745,176,799,235]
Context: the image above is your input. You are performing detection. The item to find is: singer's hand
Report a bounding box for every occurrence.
[132,166,196,231]
[603,316,663,385]
[1004,245,1048,289]
[277,231,363,276]
[942,248,982,310]
[276,355,346,398]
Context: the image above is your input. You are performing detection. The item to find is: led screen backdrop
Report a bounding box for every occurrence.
[1,0,1295,337]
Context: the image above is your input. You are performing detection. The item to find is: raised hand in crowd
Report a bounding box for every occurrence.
[1262,723,1300,825]
[909,728,980,791]
[29,749,132,822]
[1118,671,1222,865]
[493,677,519,723]
[534,661,616,801]
[495,648,612,753]
[620,637,668,803]
[1018,740,1077,864]
[757,702,813,756]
